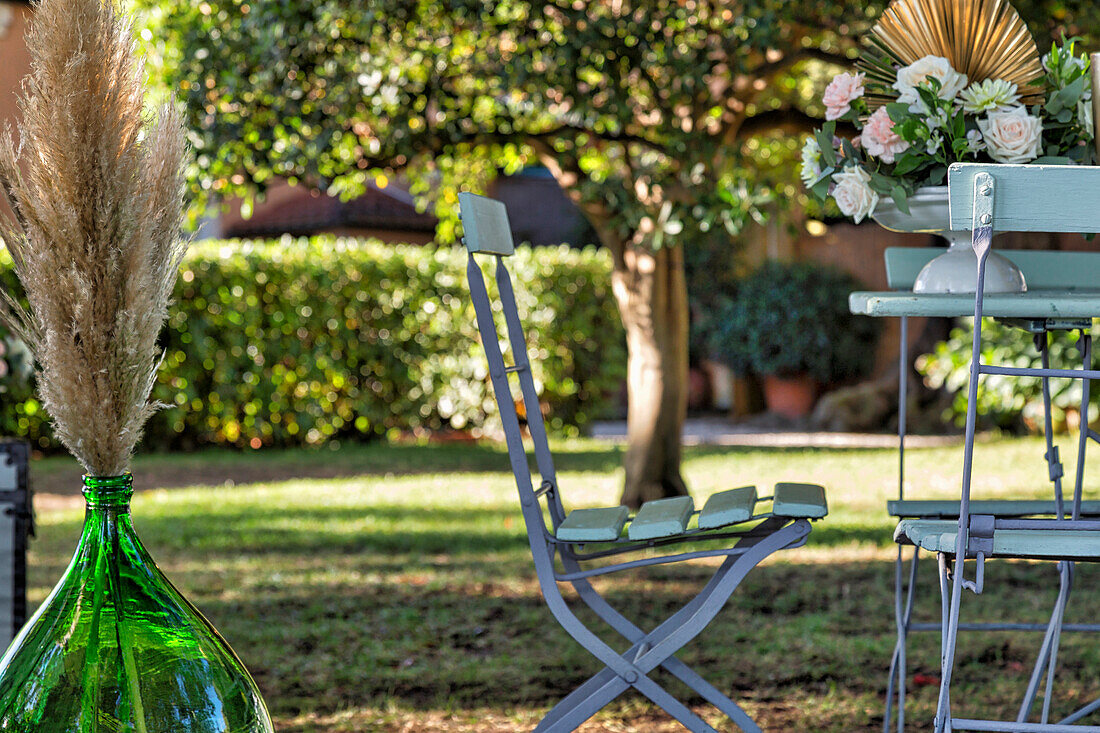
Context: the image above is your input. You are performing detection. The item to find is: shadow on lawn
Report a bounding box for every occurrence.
[29,505,1100,730]
[35,440,899,495]
[190,556,1100,731]
[116,506,895,559]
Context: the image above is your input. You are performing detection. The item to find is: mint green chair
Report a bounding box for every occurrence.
[871,246,1100,733]
[896,163,1100,732]
[459,192,828,732]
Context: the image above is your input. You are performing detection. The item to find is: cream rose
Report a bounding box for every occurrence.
[893,55,968,111]
[861,107,910,164]
[823,72,865,121]
[977,106,1042,164]
[832,166,878,224]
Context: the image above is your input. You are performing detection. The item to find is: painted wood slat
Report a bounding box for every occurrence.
[948,163,1100,233]
[627,496,695,541]
[888,499,1100,519]
[883,248,1100,291]
[458,192,516,256]
[895,519,1100,560]
[698,486,757,530]
[556,506,630,542]
[849,290,1100,318]
[772,483,828,519]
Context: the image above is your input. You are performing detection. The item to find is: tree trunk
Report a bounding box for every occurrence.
[611,242,690,509]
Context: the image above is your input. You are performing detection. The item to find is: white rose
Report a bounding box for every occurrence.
[831,166,879,224]
[894,55,969,112]
[977,106,1043,164]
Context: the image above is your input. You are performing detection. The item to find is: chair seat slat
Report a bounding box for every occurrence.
[556,506,629,542]
[889,499,1100,519]
[896,519,1100,560]
[628,496,695,540]
[698,487,757,529]
[772,483,828,519]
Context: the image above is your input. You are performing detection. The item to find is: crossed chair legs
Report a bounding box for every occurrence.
[532,518,812,733]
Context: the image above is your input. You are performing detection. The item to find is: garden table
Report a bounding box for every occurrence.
[850,246,1100,732]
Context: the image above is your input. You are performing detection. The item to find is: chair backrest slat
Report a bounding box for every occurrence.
[459,192,515,255]
[885,247,1100,291]
[948,163,1100,233]
[459,193,565,529]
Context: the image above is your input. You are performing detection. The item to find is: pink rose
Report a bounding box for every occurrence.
[823,72,865,121]
[861,107,910,164]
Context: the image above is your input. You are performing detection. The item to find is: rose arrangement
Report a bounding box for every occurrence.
[803,40,1096,223]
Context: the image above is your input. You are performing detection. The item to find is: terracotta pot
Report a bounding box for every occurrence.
[762,375,819,419]
[687,367,711,411]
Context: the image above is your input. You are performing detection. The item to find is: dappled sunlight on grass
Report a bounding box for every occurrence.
[23,436,1100,731]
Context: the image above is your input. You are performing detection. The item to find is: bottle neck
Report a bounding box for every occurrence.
[82,474,134,512]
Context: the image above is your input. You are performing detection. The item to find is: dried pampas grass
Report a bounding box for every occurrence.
[0,0,189,476]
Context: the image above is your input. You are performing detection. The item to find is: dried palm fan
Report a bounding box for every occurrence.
[859,0,1045,108]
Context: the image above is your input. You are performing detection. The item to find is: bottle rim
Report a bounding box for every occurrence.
[81,473,134,506]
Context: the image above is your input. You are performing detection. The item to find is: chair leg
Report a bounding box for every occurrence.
[632,673,721,732]
[886,545,921,733]
[533,671,630,733]
[660,656,762,733]
[537,519,810,733]
[570,566,761,732]
[1018,561,1075,724]
[936,552,964,733]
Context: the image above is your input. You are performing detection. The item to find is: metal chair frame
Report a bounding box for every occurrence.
[459,192,819,732]
[885,316,1100,732]
[924,164,1100,732]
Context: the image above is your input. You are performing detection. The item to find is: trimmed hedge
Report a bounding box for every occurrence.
[0,238,626,450]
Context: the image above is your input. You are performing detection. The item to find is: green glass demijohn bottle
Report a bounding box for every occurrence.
[0,474,274,732]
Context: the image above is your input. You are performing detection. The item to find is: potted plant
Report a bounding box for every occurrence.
[704,261,882,418]
[802,0,1095,293]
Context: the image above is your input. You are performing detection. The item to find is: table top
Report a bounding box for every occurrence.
[849,289,1100,319]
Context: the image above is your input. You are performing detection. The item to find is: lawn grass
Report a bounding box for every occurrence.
[24,434,1100,732]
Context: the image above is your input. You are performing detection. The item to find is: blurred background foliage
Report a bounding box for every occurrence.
[0,240,625,451]
[120,0,1100,435]
[703,261,882,383]
[918,320,1100,433]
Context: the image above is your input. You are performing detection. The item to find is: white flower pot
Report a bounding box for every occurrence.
[872,186,1026,294]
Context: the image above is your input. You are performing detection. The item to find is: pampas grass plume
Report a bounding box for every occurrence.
[0,0,190,476]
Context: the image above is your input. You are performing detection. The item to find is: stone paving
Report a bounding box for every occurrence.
[590,416,959,449]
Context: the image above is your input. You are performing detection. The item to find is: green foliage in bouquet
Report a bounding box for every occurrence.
[802,39,1096,221]
[704,261,882,383]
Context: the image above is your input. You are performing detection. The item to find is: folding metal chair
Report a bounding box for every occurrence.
[458,192,828,733]
[877,247,1100,733]
[893,163,1100,732]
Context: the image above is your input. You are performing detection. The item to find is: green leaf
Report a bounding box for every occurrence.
[811,174,833,200]
[891,154,924,177]
[815,123,838,169]
[890,186,910,215]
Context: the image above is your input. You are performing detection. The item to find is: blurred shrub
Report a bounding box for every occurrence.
[917,319,1097,433]
[0,237,626,449]
[703,260,881,383]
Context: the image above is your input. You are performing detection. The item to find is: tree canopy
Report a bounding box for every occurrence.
[135,0,1100,502]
